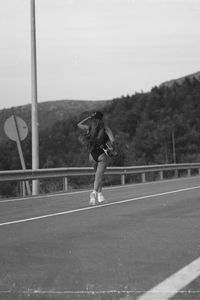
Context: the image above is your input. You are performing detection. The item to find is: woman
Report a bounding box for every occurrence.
[77,111,115,205]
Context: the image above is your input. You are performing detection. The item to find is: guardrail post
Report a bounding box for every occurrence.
[187,168,191,177]
[121,174,125,185]
[159,170,163,181]
[20,181,26,197]
[142,172,146,183]
[64,177,68,191]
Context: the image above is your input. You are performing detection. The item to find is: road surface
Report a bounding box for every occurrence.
[1,176,200,300]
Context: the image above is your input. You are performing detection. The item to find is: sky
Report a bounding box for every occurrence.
[0,0,200,109]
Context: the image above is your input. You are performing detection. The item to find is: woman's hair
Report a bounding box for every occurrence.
[89,118,104,140]
[78,112,105,151]
[91,111,103,121]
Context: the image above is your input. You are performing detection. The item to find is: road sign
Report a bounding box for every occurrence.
[4,115,31,196]
[4,115,28,141]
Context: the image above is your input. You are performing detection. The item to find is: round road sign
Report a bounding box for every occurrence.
[4,115,28,141]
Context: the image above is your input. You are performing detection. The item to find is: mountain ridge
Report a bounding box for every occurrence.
[1,70,200,144]
[160,71,200,88]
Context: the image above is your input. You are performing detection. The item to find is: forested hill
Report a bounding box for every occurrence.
[1,74,200,196]
[160,71,200,88]
[0,99,109,143]
[1,74,200,170]
[107,76,200,165]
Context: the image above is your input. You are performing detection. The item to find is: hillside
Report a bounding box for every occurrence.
[1,73,200,196]
[0,99,110,143]
[160,71,200,88]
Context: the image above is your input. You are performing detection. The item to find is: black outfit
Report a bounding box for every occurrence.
[90,130,109,162]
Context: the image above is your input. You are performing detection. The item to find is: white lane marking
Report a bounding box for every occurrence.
[137,257,200,300]
[0,185,200,227]
[1,176,199,204]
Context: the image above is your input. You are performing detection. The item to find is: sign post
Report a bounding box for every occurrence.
[4,115,31,196]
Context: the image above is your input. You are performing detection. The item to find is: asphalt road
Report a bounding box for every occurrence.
[1,176,200,300]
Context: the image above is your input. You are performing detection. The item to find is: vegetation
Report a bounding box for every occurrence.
[0,99,109,144]
[1,76,200,197]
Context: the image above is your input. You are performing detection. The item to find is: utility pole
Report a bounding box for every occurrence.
[30,0,39,195]
[172,128,178,178]
[172,128,176,164]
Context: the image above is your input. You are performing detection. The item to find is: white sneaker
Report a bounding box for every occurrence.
[97,192,105,204]
[89,191,96,206]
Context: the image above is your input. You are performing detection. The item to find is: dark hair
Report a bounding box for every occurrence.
[91,111,103,121]
[88,117,105,150]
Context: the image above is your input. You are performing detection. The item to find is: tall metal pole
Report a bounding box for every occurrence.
[30,0,39,195]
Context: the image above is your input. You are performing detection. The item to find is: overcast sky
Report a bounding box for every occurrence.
[0,0,200,109]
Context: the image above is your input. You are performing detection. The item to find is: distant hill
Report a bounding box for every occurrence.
[1,70,200,145]
[160,71,200,88]
[0,99,110,144]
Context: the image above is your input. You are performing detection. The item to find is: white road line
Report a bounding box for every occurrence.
[137,257,200,300]
[0,185,200,227]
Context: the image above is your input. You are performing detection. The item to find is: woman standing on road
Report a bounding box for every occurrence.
[77,111,115,205]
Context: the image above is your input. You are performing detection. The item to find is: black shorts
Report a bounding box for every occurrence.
[91,148,104,162]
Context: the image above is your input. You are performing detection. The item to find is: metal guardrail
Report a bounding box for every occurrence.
[0,163,200,195]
